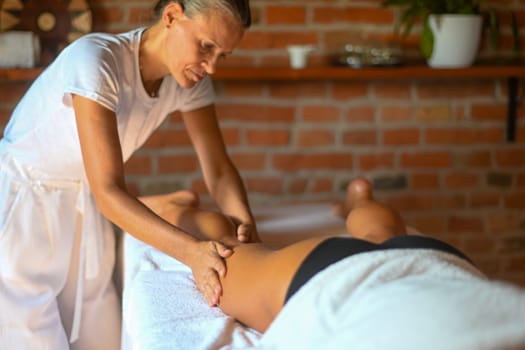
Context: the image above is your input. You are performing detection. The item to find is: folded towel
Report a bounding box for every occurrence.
[251,249,525,350]
[0,31,40,68]
[122,234,261,350]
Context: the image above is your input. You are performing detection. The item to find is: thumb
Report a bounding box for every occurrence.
[215,242,234,258]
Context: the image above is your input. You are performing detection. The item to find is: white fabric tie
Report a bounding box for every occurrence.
[70,182,103,342]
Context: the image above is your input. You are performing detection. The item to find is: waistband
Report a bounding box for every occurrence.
[284,235,474,304]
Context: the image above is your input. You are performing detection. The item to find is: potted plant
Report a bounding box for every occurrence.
[382,0,520,68]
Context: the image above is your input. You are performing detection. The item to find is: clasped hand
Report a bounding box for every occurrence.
[191,222,259,306]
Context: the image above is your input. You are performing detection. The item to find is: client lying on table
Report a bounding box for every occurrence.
[139,178,475,333]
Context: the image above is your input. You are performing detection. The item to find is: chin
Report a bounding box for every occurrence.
[175,71,199,89]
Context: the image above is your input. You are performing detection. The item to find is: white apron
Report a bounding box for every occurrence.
[0,151,120,349]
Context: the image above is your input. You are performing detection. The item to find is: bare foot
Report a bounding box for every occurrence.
[342,178,406,243]
[332,178,373,219]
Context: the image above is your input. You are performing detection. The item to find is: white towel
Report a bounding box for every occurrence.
[121,202,345,350]
[248,249,525,350]
[122,234,261,350]
[0,31,40,68]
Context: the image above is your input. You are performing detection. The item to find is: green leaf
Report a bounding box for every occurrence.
[420,15,434,59]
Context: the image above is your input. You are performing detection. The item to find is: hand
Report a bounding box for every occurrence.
[189,240,233,306]
[236,222,260,243]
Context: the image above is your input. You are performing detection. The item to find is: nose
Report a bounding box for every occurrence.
[201,55,218,75]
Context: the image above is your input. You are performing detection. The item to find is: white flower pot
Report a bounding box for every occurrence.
[427,14,483,68]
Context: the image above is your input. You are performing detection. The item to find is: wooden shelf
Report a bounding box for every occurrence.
[213,63,525,81]
[1,62,523,142]
[2,62,525,82]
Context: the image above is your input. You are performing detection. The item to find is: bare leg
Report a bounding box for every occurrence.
[342,178,406,243]
[139,189,199,215]
[138,181,408,332]
[140,190,239,246]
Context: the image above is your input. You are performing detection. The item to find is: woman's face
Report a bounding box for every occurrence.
[163,5,244,88]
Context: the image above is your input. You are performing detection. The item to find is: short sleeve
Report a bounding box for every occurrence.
[60,34,121,112]
[177,75,216,112]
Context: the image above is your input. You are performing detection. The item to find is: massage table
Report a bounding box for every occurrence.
[120,202,525,350]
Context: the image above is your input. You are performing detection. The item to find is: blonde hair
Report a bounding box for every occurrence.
[153,0,251,28]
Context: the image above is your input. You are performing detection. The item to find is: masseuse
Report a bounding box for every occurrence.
[0,0,256,349]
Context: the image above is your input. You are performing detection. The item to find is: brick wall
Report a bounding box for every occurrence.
[1,0,524,285]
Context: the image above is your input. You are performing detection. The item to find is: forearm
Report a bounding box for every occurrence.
[95,185,197,264]
[207,163,254,225]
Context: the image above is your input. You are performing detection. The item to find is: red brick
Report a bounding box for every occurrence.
[332,82,368,100]
[445,173,480,189]
[124,155,152,175]
[215,81,265,98]
[143,130,191,148]
[273,153,352,172]
[462,237,498,255]
[238,31,318,49]
[216,104,295,123]
[408,216,446,235]
[246,177,284,194]
[266,6,306,25]
[301,105,340,122]
[505,257,525,273]
[158,155,198,174]
[269,82,328,99]
[0,82,29,104]
[289,178,308,194]
[383,128,420,145]
[425,128,502,145]
[246,129,290,146]
[221,128,241,146]
[411,173,439,189]
[470,193,500,208]
[435,195,467,210]
[401,152,452,168]
[379,106,412,123]
[495,149,525,167]
[128,6,153,25]
[342,129,377,145]
[296,129,334,147]
[447,216,484,233]
[313,6,393,24]
[312,178,334,193]
[456,151,492,168]
[373,82,411,99]
[358,153,394,171]
[471,104,508,121]
[385,195,434,211]
[504,192,525,209]
[231,153,266,171]
[345,106,375,123]
[416,81,495,100]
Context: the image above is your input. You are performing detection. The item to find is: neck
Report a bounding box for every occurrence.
[139,24,168,82]
[139,24,168,97]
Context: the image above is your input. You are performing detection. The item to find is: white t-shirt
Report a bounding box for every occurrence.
[0,28,215,179]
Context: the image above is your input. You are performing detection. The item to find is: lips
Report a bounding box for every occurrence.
[188,69,205,82]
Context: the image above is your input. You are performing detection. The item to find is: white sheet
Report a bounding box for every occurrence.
[121,202,346,350]
[253,249,525,350]
[121,203,525,350]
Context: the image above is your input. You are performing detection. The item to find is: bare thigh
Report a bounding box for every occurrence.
[219,237,329,333]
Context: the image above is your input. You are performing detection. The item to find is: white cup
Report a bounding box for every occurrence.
[287,45,315,69]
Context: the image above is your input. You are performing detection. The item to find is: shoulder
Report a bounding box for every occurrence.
[60,28,142,66]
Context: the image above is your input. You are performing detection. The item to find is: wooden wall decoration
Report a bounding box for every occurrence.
[0,0,92,64]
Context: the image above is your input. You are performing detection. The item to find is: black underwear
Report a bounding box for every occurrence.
[284,235,473,304]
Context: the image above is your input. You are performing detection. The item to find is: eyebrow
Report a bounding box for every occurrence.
[206,38,232,55]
